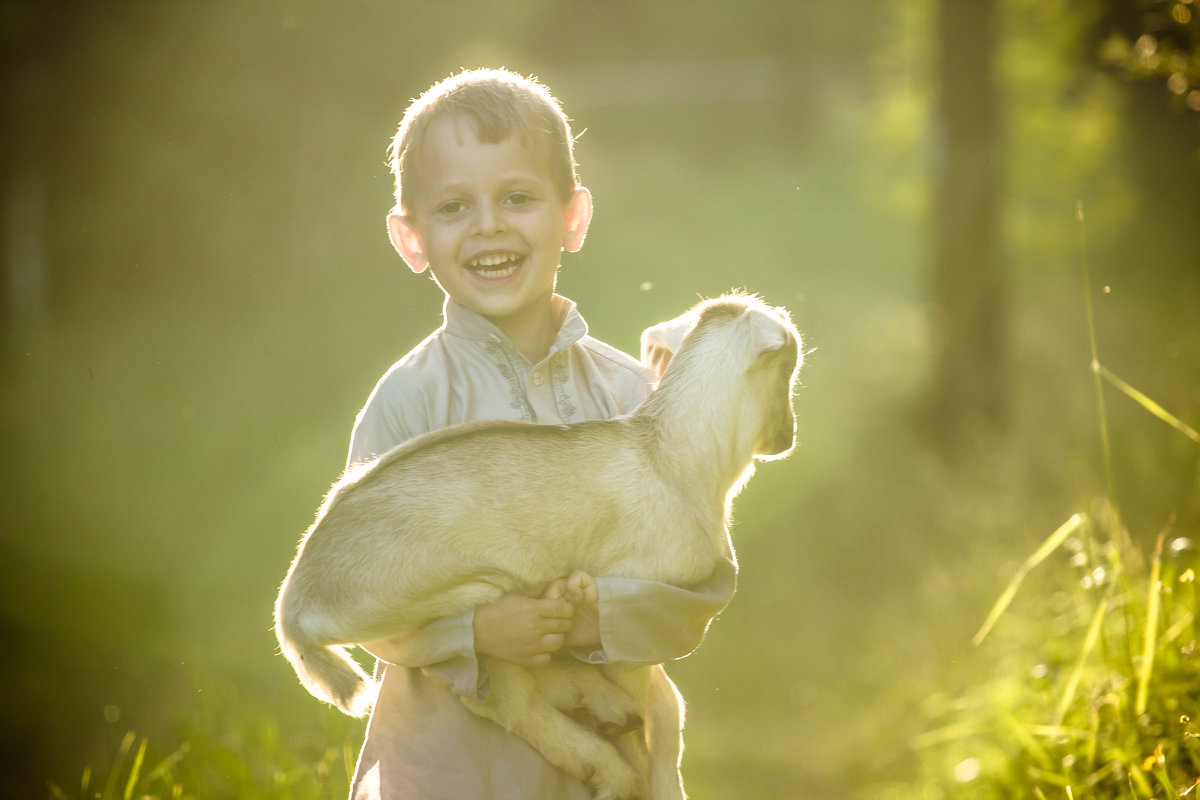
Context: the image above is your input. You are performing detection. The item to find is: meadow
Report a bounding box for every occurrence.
[2,2,1197,798]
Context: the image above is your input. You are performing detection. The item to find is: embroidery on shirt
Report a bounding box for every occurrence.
[484,341,534,420]
[552,355,577,421]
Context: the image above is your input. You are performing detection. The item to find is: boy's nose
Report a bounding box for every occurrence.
[473,202,507,236]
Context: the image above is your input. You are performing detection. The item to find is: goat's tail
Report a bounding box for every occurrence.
[274,597,375,718]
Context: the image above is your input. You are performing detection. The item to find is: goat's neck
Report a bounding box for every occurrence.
[639,383,756,510]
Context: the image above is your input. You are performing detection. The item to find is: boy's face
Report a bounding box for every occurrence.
[388,113,591,342]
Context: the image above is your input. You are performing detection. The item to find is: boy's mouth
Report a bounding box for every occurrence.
[466,253,523,280]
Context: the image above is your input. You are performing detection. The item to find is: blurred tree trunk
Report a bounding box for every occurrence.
[926,0,1006,456]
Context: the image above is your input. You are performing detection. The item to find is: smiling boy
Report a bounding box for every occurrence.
[342,68,736,800]
[387,111,592,364]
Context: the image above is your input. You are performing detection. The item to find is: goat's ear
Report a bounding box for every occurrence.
[640,311,698,381]
[746,308,790,356]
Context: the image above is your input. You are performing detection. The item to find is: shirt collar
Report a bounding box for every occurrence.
[441,295,589,361]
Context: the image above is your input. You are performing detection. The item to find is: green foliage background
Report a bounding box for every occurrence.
[1,1,1197,797]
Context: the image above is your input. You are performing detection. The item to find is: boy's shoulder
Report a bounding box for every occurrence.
[370,326,453,395]
[554,295,650,381]
[575,332,652,380]
[571,333,656,415]
[347,327,455,462]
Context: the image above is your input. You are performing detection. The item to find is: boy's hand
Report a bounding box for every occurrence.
[473,593,574,667]
[545,570,600,650]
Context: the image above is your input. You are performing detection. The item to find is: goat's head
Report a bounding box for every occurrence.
[738,302,801,460]
[646,293,803,461]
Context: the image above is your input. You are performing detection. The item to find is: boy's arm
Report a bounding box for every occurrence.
[360,593,575,701]
[361,613,474,669]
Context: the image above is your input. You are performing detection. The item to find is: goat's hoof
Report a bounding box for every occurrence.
[588,765,645,800]
[596,712,643,738]
[592,786,644,800]
[569,707,644,738]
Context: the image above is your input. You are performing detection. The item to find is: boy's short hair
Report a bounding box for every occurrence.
[388,68,580,215]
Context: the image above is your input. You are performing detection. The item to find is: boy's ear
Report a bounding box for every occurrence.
[387,214,429,274]
[563,188,593,253]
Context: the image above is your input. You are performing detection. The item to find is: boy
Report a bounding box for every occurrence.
[343,68,736,800]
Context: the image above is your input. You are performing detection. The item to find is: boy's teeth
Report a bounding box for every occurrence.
[469,254,520,277]
[473,254,514,267]
[476,263,517,278]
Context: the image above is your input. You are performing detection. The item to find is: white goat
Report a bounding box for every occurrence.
[274,293,802,799]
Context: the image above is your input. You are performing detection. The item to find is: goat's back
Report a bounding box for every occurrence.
[311,415,689,587]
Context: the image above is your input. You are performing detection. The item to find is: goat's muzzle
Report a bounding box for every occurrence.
[762,422,796,457]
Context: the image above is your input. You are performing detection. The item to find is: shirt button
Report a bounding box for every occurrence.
[533,375,544,386]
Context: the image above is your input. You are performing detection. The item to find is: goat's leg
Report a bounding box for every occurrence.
[534,661,643,736]
[612,727,651,792]
[461,661,645,800]
[643,665,686,800]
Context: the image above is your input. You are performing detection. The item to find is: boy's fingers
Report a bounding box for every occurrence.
[538,598,575,619]
[522,609,570,634]
[515,581,551,599]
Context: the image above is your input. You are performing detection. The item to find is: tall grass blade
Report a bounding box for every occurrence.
[343,738,358,785]
[141,741,190,787]
[1126,755,1153,796]
[122,737,147,800]
[973,513,1087,645]
[1135,532,1167,715]
[1077,202,1118,519]
[1098,364,1200,444]
[103,732,137,799]
[910,719,979,749]
[1084,698,1101,769]
[1161,608,1192,645]
[1026,725,1092,740]
[1055,592,1110,725]
[999,709,1053,768]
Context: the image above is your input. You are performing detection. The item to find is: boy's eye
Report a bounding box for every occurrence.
[437,200,466,215]
[504,192,533,206]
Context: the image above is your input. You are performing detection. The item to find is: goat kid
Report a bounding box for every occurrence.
[275,293,802,800]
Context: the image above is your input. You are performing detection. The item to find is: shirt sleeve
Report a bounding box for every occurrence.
[369,612,490,701]
[346,372,428,469]
[575,553,738,667]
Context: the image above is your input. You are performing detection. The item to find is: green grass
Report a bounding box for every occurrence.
[47,727,357,800]
[46,692,361,800]
[895,505,1200,799]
